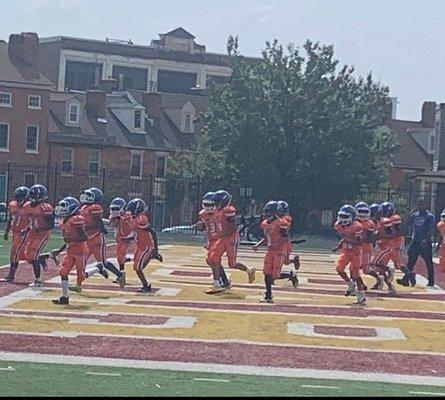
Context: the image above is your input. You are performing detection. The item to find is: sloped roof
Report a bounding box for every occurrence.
[0,41,54,89]
[386,119,432,170]
[163,28,195,39]
[408,129,434,153]
[48,91,174,151]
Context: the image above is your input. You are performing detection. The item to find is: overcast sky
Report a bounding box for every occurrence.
[1,0,443,120]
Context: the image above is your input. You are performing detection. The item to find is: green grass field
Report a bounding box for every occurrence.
[1,361,443,397]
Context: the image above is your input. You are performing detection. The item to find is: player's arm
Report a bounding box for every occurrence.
[35,212,55,232]
[52,243,67,256]
[331,238,343,253]
[73,226,88,242]
[149,227,159,252]
[3,216,12,240]
[253,237,266,251]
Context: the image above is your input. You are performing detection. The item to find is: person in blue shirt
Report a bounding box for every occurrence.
[397,199,435,287]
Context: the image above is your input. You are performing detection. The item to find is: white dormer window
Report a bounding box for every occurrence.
[134,110,142,129]
[68,103,80,124]
[28,95,41,109]
[429,132,436,154]
[181,101,195,133]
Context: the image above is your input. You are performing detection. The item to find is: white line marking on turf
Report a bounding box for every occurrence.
[0,366,15,371]
[155,384,161,389]
[0,351,444,387]
[301,384,339,390]
[193,378,230,383]
[409,391,445,396]
[86,372,121,377]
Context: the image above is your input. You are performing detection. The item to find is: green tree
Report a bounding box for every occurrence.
[201,37,397,216]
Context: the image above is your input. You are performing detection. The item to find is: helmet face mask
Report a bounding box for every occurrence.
[381,202,395,218]
[202,192,216,213]
[14,186,29,205]
[263,201,278,220]
[277,200,289,217]
[441,209,445,221]
[355,202,370,221]
[109,198,126,218]
[80,187,104,205]
[337,205,356,226]
[55,197,80,217]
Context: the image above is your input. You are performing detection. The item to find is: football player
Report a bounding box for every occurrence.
[212,190,256,285]
[385,202,405,272]
[253,201,298,303]
[80,187,125,287]
[196,191,229,294]
[1,187,30,282]
[21,184,55,286]
[109,198,134,279]
[52,197,88,305]
[436,209,445,272]
[276,200,300,271]
[354,202,379,290]
[370,202,396,294]
[332,205,366,305]
[127,198,156,293]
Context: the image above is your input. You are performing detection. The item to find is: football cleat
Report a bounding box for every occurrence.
[372,276,384,290]
[116,272,126,288]
[353,292,366,305]
[293,255,300,270]
[98,266,109,279]
[0,274,15,283]
[396,276,410,287]
[260,295,274,303]
[290,270,299,288]
[387,267,395,283]
[52,296,69,305]
[33,278,43,287]
[409,273,417,287]
[153,252,163,263]
[344,281,356,296]
[206,285,226,294]
[38,254,49,271]
[387,283,396,295]
[137,285,152,293]
[247,267,256,284]
[68,285,82,293]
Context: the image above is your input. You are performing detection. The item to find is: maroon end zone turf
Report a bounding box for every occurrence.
[0,333,442,377]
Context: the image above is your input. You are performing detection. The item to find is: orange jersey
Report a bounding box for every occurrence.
[23,201,54,232]
[80,204,103,237]
[334,221,363,250]
[358,219,376,252]
[8,200,30,233]
[391,214,404,247]
[133,213,154,248]
[217,205,237,237]
[59,214,88,254]
[281,214,292,242]
[377,217,393,248]
[198,209,224,241]
[437,220,445,238]
[110,211,134,240]
[261,217,288,250]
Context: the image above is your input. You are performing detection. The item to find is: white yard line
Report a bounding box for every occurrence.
[301,384,339,390]
[193,378,230,383]
[86,371,121,377]
[0,366,15,371]
[0,351,443,387]
[409,391,445,396]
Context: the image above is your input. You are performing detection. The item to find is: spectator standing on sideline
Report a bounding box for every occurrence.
[397,199,436,288]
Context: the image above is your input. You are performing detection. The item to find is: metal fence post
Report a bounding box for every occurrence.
[386,186,391,201]
[5,161,11,220]
[52,164,58,206]
[101,167,106,195]
[194,175,201,234]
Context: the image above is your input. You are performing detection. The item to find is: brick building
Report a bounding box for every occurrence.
[0,33,54,201]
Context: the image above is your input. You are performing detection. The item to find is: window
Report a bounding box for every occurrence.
[61,147,74,174]
[26,125,39,153]
[88,150,101,176]
[68,103,80,124]
[65,61,102,91]
[24,173,37,188]
[134,110,142,129]
[28,95,41,109]
[0,92,11,107]
[0,173,6,202]
[184,115,192,132]
[157,70,197,94]
[130,152,143,178]
[0,123,10,150]
[156,156,166,178]
[112,66,148,90]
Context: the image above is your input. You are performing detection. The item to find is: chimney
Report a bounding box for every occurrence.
[421,101,436,128]
[99,78,119,94]
[8,32,39,67]
[86,89,106,119]
[433,104,445,171]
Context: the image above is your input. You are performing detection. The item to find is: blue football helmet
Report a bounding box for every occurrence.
[109,198,126,218]
[355,202,370,221]
[213,190,232,209]
[369,203,382,220]
[441,209,445,221]
[381,202,395,217]
[202,191,216,213]
[337,205,356,226]
[80,187,104,205]
[263,200,279,220]
[13,186,29,204]
[277,200,289,217]
[55,196,80,217]
[28,184,48,204]
[127,198,146,216]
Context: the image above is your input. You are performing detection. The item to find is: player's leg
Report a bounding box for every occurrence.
[133,247,151,292]
[97,233,125,282]
[69,253,87,293]
[440,244,445,272]
[274,251,298,288]
[1,232,27,282]
[84,237,109,279]
[336,252,351,283]
[206,240,226,293]
[420,240,435,287]
[398,242,420,287]
[226,234,255,283]
[261,251,274,303]
[25,234,49,286]
[370,248,391,290]
[53,254,74,304]
[351,252,367,304]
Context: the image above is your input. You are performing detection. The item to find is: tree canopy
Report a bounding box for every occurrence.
[197,37,397,213]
